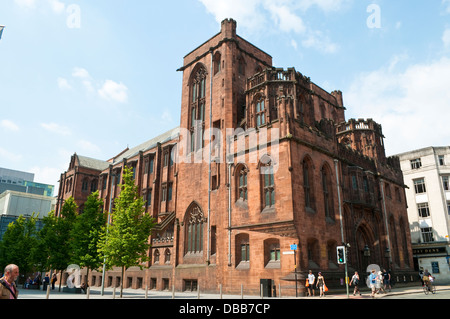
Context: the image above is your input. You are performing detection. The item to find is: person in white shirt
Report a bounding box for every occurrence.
[307,270,315,297]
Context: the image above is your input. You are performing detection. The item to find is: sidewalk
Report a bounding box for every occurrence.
[16,284,450,300]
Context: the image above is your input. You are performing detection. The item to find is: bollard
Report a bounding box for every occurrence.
[219,284,222,299]
[46,284,51,299]
[113,286,116,299]
[241,284,243,299]
[86,287,90,299]
[261,284,263,299]
[279,283,281,298]
[197,286,200,299]
[145,285,148,299]
[172,284,175,299]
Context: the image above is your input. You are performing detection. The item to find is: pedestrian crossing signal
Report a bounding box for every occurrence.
[337,246,346,264]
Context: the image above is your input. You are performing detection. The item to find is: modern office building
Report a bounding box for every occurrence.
[396,146,450,283]
[0,167,55,239]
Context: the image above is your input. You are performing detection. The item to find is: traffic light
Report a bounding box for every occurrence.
[337,246,346,264]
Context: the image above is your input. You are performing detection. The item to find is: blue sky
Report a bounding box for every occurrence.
[1,0,450,189]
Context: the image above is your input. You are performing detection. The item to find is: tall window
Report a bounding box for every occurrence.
[256,98,266,127]
[261,156,275,208]
[237,165,248,201]
[303,158,314,210]
[185,204,204,254]
[190,65,207,152]
[321,165,334,220]
[442,176,449,191]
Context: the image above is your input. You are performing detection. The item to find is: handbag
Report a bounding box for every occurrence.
[305,280,309,287]
[323,284,328,292]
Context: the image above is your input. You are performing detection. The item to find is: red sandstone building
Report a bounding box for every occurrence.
[56,19,416,296]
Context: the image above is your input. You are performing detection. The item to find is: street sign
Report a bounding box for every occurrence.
[290,244,297,251]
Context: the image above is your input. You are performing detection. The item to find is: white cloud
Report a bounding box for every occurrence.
[198,0,339,54]
[297,0,350,12]
[71,67,95,92]
[57,77,72,90]
[345,56,450,155]
[29,165,62,187]
[1,119,20,132]
[302,30,338,53]
[15,0,65,14]
[443,0,450,14]
[77,140,102,155]
[98,80,129,103]
[72,67,90,79]
[14,0,36,9]
[443,28,450,49]
[198,0,266,32]
[47,0,65,14]
[265,2,306,34]
[40,122,71,136]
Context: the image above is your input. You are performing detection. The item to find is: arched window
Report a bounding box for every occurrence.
[153,249,160,264]
[321,164,334,220]
[164,249,171,264]
[90,179,98,193]
[213,52,221,75]
[189,64,207,152]
[235,233,250,268]
[236,164,248,201]
[260,155,275,209]
[264,238,280,268]
[185,203,205,254]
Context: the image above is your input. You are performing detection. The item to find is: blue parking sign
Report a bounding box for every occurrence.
[290,244,297,251]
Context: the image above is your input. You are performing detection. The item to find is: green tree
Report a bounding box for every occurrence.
[98,166,155,297]
[70,191,105,286]
[37,198,77,291]
[0,214,39,280]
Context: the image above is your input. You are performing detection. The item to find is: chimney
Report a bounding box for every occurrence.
[221,18,237,38]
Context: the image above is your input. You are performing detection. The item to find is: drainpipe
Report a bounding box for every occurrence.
[380,178,392,267]
[206,49,213,264]
[228,162,232,266]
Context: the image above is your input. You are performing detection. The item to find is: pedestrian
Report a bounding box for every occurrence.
[382,269,391,292]
[0,264,20,299]
[51,273,57,290]
[316,272,326,297]
[369,269,377,298]
[349,271,361,296]
[377,271,385,294]
[307,270,315,296]
[43,273,50,291]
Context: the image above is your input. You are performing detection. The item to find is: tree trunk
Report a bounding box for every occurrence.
[120,266,124,298]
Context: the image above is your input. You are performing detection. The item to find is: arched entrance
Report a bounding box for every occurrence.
[355,223,376,273]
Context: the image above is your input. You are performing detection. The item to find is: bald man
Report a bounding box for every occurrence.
[0,264,19,299]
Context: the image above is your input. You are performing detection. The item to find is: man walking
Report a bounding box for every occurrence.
[0,264,20,299]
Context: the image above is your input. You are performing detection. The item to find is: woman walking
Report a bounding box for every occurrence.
[349,271,361,296]
[316,272,326,297]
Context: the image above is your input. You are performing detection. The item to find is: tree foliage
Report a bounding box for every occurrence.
[70,191,105,283]
[98,166,155,296]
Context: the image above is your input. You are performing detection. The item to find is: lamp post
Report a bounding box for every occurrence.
[363,245,370,282]
[0,25,5,40]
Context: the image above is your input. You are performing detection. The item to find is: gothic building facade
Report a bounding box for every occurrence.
[56,19,416,295]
